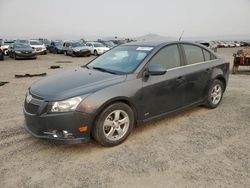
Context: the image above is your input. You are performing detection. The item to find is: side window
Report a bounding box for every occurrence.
[183,44,204,65]
[203,49,211,61]
[150,45,181,69]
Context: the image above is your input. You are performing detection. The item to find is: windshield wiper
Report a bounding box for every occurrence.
[91,67,117,74]
[83,65,90,69]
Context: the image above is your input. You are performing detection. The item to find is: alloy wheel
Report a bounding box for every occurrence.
[103,110,130,141]
[210,84,222,105]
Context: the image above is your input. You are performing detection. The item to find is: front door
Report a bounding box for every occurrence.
[140,44,187,119]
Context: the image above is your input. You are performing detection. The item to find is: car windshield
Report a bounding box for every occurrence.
[104,41,116,47]
[93,43,105,47]
[86,45,153,74]
[30,41,43,45]
[4,41,14,45]
[14,43,32,49]
[43,41,50,45]
[55,42,63,46]
[72,42,84,48]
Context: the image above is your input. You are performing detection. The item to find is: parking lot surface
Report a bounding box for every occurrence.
[0,49,249,188]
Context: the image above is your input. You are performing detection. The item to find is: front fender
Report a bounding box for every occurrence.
[77,78,142,117]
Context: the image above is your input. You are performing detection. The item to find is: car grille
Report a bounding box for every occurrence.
[22,51,32,54]
[24,92,44,114]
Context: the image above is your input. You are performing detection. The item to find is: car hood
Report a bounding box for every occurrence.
[30,45,45,48]
[56,46,63,49]
[73,46,90,51]
[15,48,33,52]
[30,67,126,101]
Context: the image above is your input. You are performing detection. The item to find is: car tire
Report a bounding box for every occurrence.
[94,50,98,56]
[92,103,134,147]
[205,79,224,109]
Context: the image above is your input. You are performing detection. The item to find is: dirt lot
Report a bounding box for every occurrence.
[0,48,249,188]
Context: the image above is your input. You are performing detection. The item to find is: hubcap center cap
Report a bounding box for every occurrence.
[113,121,120,129]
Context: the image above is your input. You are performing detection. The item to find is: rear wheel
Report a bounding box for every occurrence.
[92,103,134,147]
[205,79,224,109]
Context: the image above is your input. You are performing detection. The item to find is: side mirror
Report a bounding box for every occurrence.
[145,64,167,76]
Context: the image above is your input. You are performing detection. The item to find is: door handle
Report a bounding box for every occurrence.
[176,76,185,82]
[206,68,212,73]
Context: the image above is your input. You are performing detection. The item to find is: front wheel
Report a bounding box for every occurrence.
[92,103,134,147]
[94,50,98,56]
[205,79,224,109]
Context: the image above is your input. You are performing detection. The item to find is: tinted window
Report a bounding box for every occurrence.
[203,49,211,61]
[93,43,105,47]
[183,44,204,65]
[30,41,43,45]
[150,45,180,69]
[14,43,31,49]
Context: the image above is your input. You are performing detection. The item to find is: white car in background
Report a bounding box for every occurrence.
[86,42,110,56]
[0,40,14,55]
[29,40,47,55]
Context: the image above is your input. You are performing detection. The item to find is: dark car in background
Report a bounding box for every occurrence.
[8,43,37,60]
[49,41,64,54]
[24,41,229,147]
[63,41,91,57]
[0,40,14,55]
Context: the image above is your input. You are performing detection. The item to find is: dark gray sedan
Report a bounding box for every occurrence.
[24,41,229,146]
[8,43,37,60]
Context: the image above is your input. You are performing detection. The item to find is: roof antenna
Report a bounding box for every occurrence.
[179,30,184,41]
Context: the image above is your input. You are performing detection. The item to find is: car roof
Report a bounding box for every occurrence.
[122,40,205,47]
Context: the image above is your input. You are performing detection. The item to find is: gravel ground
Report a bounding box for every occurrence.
[0,48,249,188]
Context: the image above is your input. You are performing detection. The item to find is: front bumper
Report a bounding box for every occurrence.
[97,50,108,55]
[35,49,47,55]
[23,98,93,144]
[15,52,36,59]
[73,50,91,57]
[56,49,64,54]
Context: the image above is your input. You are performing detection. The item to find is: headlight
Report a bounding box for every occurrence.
[49,96,83,113]
[74,49,80,52]
[15,51,21,54]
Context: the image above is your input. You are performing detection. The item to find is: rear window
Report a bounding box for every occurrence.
[183,44,204,65]
[203,49,211,61]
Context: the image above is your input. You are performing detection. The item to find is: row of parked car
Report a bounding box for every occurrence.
[1,38,250,61]
[211,40,250,48]
[49,41,112,57]
[0,38,123,60]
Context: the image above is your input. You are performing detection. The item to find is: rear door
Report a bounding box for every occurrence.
[180,44,212,105]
